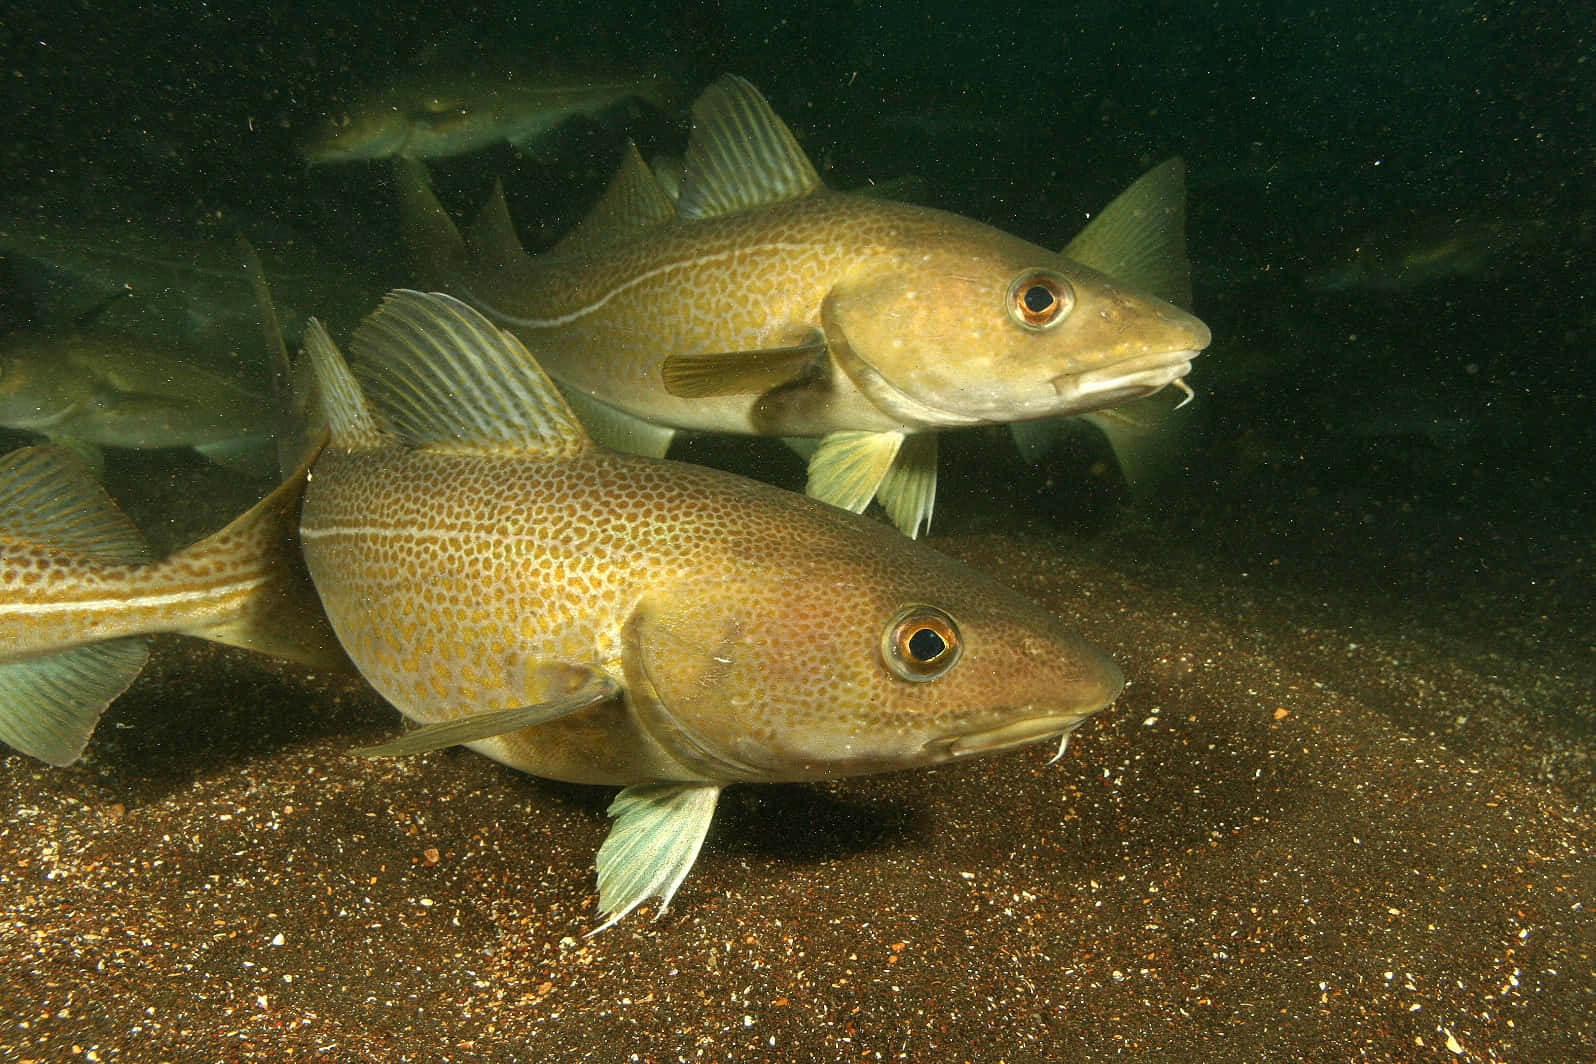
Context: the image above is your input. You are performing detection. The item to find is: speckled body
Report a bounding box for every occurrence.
[299,440,1122,787]
[469,191,1208,435]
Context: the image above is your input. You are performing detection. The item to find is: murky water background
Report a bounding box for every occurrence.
[1,3,1591,1060]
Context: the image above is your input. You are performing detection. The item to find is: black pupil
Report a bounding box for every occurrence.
[1023,284,1055,314]
[906,627,948,662]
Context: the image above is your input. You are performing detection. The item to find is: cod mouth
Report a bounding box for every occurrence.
[931,712,1093,759]
[1051,349,1201,412]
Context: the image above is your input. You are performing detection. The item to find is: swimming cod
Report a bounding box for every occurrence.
[0,446,344,766]
[296,289,1125,929]
[301,67,675,165]
[400,75,1211,537]
[0,325,283,474]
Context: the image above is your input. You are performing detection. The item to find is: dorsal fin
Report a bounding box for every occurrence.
[465,181,528,273]
[553,142,679,259]
[348,290,590,456]
[302,319,385,452]
[393,156,469,290]
[1064,158,1193,310]
[0,445,149,563]
[236,233,325,479]
[676,75,823,220]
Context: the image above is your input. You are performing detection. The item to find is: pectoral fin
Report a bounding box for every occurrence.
[591,782,722,934]
[352,669,618,758]
[660,333,827,399]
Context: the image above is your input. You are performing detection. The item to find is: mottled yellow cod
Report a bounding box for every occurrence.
[294,290,1125,929]
[400,75,1211,537]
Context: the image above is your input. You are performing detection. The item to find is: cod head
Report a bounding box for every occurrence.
[822,191,1211,429]
[825,235,1210,426]
[626,496,1124,783]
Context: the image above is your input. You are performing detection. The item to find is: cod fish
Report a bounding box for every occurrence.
[1305,210,1571,292]
[401,75,1211,537]
[0,446,344,766]
[301,68,675,165]
[296,290,1124,929]
[0,326,282,473]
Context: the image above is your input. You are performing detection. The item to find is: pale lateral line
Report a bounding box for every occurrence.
[0,576,269,619]
[465,242,818,331]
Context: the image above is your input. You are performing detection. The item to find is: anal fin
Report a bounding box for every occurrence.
[805,430,904,515]
[875,431,937,538]
[592,782,722,933]
[354,669,618,758]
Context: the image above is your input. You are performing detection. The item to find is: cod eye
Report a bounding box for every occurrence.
[882,605,963,682]
[1006,271,1075,330]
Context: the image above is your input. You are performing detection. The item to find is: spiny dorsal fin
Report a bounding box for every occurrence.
[349,290,590,456]
[0,446,148,563]
[236,233,324,480]
[303,319,385,452]
[1064,158,1194,310]
[553,142,679,259]
[676,75,823,220]
[465,181,527,273]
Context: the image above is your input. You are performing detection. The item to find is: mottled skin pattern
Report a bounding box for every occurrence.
[467,191,1209,436]
[300,442,1122,787]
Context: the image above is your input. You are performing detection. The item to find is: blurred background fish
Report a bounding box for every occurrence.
[0,325,282,474]
[1304,208,1583,292]
[299,63,678,165]
[0,201,388,346]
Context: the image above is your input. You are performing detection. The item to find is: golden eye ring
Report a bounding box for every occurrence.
[1006,271,1075,330]
[881,605,963,683]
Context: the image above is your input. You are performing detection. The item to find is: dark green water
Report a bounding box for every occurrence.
[0,4,1592,1061]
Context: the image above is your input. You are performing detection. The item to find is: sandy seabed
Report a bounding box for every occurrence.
[1,422,1591,1064]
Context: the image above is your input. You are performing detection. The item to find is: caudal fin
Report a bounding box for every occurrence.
[172,446,349,672]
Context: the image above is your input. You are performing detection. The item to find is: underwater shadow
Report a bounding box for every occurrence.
[81,638,390,803]
[710,783,928,865]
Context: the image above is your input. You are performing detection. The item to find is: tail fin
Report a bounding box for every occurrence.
[172,444,349,672]
[0,445,153,765]
[237,233,325,480]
